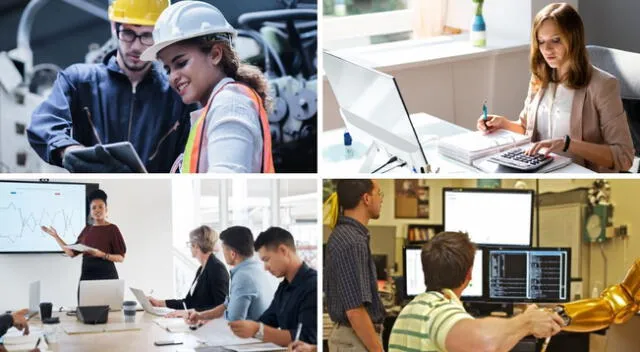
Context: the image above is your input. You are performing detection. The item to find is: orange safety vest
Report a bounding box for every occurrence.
[181,82,275,173]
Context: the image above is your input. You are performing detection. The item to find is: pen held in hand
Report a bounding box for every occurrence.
[482,100,489,129]
[541,336,551,352]
[294,322,303,341]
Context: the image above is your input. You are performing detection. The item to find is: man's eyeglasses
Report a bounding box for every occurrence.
[118,29,154,46]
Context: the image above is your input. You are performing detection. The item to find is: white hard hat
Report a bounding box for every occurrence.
[140,1,236,61]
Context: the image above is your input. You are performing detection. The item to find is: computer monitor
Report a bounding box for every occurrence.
[323,50,429,171]
[372,254,388,280]
[486,247,570,302]
[443,188,533,246]
[404,246,484,300]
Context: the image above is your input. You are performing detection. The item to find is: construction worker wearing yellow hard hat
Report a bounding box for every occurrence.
[28,0,195,173]
[141,1,275,173]
[108,0,168,75]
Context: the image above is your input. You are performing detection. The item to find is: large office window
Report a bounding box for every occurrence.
[323,0,471,50]
[323,0,408,16]
[171,179,318,298]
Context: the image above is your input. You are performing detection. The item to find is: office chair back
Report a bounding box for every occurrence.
[604,315,640,352]
[587,45,640,165]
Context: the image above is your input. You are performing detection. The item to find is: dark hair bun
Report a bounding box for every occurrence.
[88,189,108,203]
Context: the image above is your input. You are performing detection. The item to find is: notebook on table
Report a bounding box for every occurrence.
[437,129,531,165]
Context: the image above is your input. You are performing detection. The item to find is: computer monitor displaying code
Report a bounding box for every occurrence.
[488,248,570,302]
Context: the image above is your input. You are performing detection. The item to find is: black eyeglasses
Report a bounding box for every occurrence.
[118,29,154,46]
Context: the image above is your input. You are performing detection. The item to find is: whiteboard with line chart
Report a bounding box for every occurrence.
[0,181,87,253]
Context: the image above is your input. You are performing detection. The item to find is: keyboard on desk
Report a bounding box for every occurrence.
[489,148,553,172]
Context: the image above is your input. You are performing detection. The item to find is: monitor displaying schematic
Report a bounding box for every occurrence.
[443,188,533,246]
[0,180,92,253]
[404,247,484,299]
[487,247,570,302]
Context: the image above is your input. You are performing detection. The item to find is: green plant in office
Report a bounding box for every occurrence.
[472,0,484,12]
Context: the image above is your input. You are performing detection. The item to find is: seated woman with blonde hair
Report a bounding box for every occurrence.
[149,225,229,317]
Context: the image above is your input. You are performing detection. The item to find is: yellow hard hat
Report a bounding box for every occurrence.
[108,0,171,26]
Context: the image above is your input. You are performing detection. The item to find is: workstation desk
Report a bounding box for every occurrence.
[322,113,594,175]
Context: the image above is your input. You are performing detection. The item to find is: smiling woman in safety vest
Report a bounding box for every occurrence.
[141,1,274,173]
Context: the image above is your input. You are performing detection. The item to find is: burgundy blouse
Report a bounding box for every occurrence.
[75,224,127,257]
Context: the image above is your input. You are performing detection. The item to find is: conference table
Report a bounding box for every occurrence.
[2,311,283,352]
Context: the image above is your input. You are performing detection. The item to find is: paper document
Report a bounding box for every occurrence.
[63,323,141,334]
[64,244,97,252]
[192,318,261,347]
[226,342,287,352]
[438,129,531,164]
[154,317,191,333]
[3,333,50,352]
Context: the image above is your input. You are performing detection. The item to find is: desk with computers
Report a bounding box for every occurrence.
[322,51,594,174]
[391,187,580,352]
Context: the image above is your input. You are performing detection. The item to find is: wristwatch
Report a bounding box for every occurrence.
[254,322,264,340]
[563,135,571,152]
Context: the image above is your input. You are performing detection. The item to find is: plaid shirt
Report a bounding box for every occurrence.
[325,216,386,325]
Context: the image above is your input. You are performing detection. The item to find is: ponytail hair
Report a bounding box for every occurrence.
[186,35,271,110]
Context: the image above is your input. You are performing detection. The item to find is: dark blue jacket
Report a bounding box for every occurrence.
[27,50,195,172]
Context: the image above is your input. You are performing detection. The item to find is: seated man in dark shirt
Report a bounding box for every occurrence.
[0,309,29,338]
[229,227,317,347]
[1,309,38,352]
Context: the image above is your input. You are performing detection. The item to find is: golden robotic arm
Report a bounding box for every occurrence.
[556,259,640,333]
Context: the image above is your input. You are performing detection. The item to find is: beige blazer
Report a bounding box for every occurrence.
[518,65,634,172]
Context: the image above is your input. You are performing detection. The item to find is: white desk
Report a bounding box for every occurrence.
[321,112,594,174]
[8,312,275,352]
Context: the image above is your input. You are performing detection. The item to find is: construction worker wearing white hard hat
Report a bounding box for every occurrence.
[141,0,275,173]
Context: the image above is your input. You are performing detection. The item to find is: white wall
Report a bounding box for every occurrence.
[323,48,531,132]
[0,178,174,312]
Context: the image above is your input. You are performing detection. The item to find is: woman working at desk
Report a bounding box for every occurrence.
[477,2,634,172]
[148,225,229,317]
[140,1,274,173]
[41,190,126,288]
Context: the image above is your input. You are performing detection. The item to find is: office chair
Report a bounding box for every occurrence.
[586,45,640,172]
[603,315,640,352]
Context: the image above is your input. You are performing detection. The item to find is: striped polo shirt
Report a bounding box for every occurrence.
[388,289,473,352]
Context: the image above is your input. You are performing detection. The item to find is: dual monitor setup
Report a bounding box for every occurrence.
[403,187,571,304]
